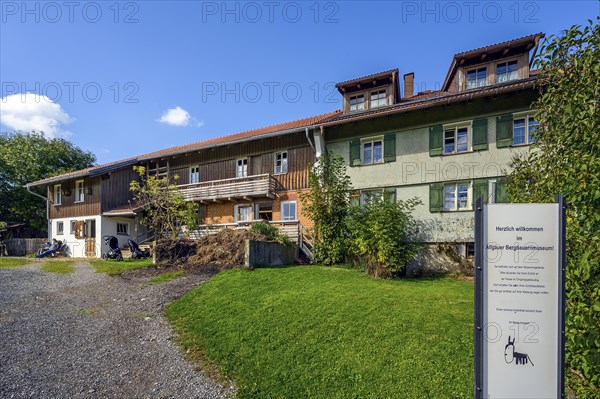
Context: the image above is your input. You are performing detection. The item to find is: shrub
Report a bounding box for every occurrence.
[300,153,352,265]
[250,221,293,247]
[347,197,422,277]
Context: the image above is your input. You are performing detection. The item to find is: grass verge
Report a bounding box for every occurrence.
[89,258,154,275]
[143,271,186,287]
[40,260,76,274]
[167,266,474,399]
[0,257,34,268]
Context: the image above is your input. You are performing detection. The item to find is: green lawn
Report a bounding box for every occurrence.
[89,258,154,275]
[167,266,475,398]
[144,270,186,287]
[40,260,76,274]
[0,257,34,268]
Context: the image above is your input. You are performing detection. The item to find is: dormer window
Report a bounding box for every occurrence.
[370,90,387,108]
[467,67,487,89]
[349,95,365,112]
[496,60,518,83]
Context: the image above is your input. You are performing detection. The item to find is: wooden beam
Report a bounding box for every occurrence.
[243,196,253,201]
[212,199,222,203]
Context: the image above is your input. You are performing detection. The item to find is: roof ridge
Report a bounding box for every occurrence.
[454,32,544,57]
[27,110,341,186]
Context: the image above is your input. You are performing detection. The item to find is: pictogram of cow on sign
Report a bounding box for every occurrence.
[504,336,534,366]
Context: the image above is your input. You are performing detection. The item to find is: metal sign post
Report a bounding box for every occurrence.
[474,195,566,398]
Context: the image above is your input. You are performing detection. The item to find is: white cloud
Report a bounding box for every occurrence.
[0,93,73,138]
[157,106,203,127]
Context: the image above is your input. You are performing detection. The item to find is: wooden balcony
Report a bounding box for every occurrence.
[179,174,277,203]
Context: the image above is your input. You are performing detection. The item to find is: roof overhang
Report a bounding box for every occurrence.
[319,78,537,129]
[441,33,545,91]
[25,158,138,188]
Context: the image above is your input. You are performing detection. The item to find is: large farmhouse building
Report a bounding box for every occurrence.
[26,33,544,268]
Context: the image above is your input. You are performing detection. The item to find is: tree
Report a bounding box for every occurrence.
[129,166,198,238]
[509,20,599,398]
[347,196,422,278]
[301,152,352,265]
[0,131,96,231]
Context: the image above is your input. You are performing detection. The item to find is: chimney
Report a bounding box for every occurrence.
[403,72,414,99]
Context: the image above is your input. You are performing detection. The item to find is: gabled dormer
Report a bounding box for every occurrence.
[336,69,400,115]
[442,33,545,93]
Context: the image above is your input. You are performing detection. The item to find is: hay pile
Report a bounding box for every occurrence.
[155,229,268,269]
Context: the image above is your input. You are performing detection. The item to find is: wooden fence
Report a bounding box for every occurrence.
[3,238,42,256]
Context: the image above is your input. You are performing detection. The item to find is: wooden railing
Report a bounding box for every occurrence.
[178,174,277,202]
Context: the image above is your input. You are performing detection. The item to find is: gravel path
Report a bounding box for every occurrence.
[0,261,234,399]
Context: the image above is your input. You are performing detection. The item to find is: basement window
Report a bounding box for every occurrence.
[116,223,128,235]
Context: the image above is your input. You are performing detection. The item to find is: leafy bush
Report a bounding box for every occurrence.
[347,197,422,277]
[249,221,293,247]
[301,153,352,265]
[509,20,600,397]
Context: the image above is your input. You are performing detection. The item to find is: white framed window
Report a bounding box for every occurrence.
[360,190,383,204]
[189,166,200,184]
[116,223,128,235]
[54,184,62,205]
[444,182,471,211]
[443,122,471,154]
[370,90,387,108]
[56,221,64,235]
[75,180,84,202]
[235,204,253,222]
[281,201,297,221]
[496,60,518,83]
[349,94,365,112]
[274,152,288,174]
[466,67,487,89]
[361,138,383,165]
[513,115,539,145]
[70,220,76,234]
[236,158,248,178]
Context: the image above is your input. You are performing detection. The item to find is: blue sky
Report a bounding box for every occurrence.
[1,1,597,164]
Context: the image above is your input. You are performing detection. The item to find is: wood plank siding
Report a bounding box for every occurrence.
[48,176,101,218]
[166,132,314,192]
[100,167,138,213]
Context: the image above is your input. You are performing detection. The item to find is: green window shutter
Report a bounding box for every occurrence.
[429,183,444,212]
[472,118,488,151]
[349,139,361,167]
[473,179,489,205]
[495,177,509,203]
[496,114,513,148]
[429,125,443,156]
[383,134,396,162]
[383,187,396,203]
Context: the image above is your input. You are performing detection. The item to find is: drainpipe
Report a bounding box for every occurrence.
[26,185,50,237]
[305,127,316,153]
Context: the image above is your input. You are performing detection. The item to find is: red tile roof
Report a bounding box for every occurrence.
[321,77,537,127]
[26,111,340,187]
[453,33,544,59]
[335,69,399,89]
[138,110,340,160]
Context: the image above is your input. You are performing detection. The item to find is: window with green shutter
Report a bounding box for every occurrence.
[473,178,489,205]
[496,114,513,148]
[429,183,444,212]
[349,139,361,167]
[472,118,488,151]
[495,177,509,203]
[383,134,396,162]
[429,125,443,156]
